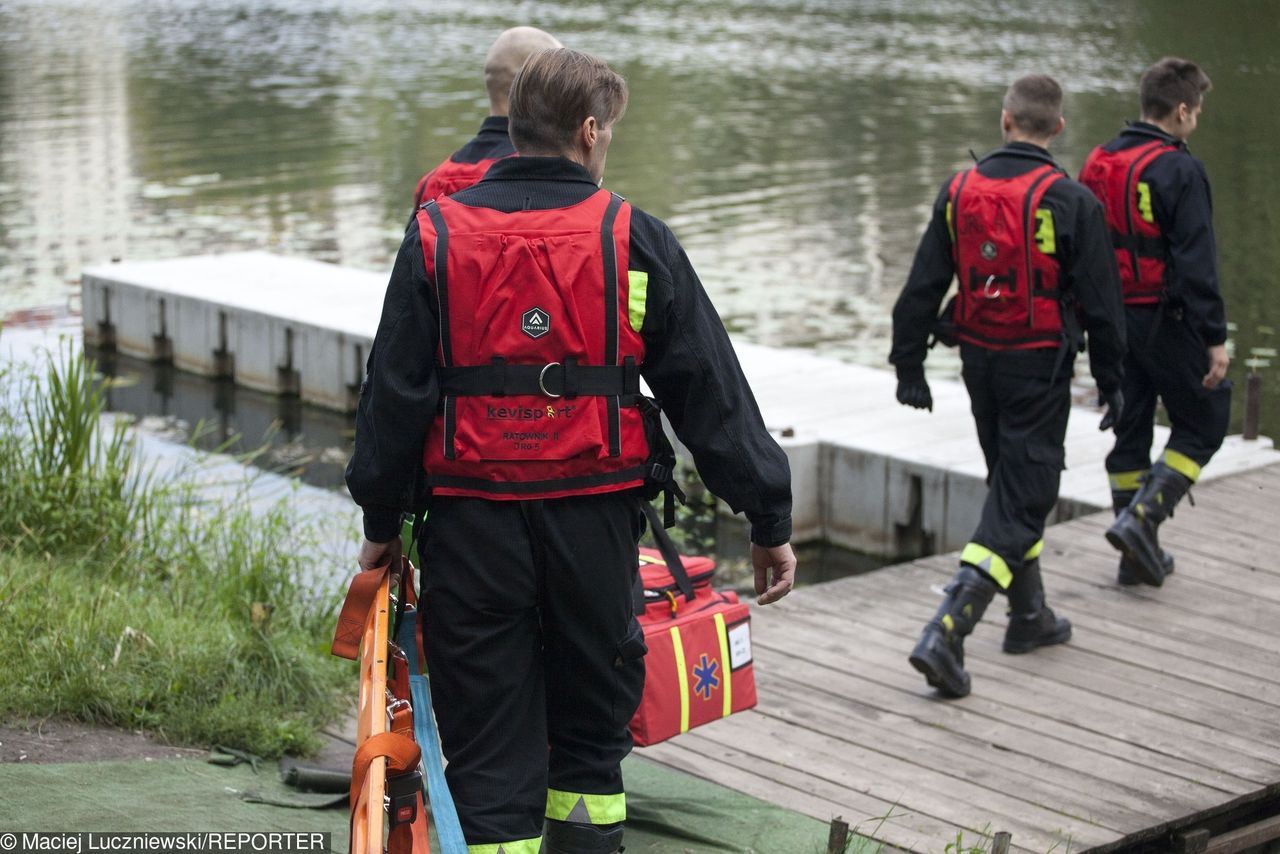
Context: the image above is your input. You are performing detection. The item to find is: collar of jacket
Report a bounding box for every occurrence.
[1122,121,1187,150]
[477,115,509,138]
[480,155,600,186]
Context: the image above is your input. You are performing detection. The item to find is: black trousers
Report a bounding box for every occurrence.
[419,491,647,846]
[1106,305,1231,475]
[961,344,1071,585]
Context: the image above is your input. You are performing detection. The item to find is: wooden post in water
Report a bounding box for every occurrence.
[826,817,850,854]
[1244,370,1262,440]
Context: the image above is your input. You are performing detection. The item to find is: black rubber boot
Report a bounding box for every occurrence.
[1106,464,1190,587]
[544,820,624,854]
[1111,489,1175,586]
[1002,558,1072,654]
[908,565,998,699]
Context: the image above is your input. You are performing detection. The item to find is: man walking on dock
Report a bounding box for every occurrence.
[1079,58,1230,588]
[410,26,562,208]
[890,75,1126,698]
[349,48,796,853]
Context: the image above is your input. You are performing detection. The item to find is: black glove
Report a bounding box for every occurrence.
[1098,388,1124,432]
[896,377,933,412]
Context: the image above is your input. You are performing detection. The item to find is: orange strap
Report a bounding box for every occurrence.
[333,563,394,660]
[349,731,421,810]
[349,731,428,854]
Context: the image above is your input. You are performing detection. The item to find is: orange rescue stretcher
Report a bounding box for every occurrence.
[331,557,432,854]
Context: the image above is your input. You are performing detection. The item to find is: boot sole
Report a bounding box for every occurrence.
[1002,624,1072,655]
[1105,526,1165,588]
[908,651,970,699]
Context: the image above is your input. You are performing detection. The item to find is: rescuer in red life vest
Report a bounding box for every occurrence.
[1079,58,1231,588]
[348,48,796,854]
[890,75,1126,699]
[410,27,562,209]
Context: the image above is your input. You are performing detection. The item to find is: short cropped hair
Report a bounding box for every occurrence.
[509,49,628,154]
[1141,57,1212,120]
[1002,75,1063,138]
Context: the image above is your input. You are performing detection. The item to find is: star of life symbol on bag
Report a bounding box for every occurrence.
[692,654,721,700]
[980,240,998,261]
[522,307,551,339]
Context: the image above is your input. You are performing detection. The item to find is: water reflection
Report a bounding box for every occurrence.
[3,0,1278,432]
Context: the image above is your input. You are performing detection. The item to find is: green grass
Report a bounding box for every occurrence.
[0,341,351,757]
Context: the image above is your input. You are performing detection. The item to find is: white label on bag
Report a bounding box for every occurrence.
[728,621,752,670]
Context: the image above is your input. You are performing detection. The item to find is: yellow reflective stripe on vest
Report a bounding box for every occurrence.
[1163,449,1202,482]
[960,542,1012,589]
[1109,469,1148,491]
[1023,539,1044,561]
[714,612,732,718]
[1136,181,1155,223]
[545,789,626,825]
[670,626,690,733]
[1034,209,1056,255]
[627,271,648,333]
[468,836,542,854]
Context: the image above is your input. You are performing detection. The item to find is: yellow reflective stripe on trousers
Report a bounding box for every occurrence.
[1109,470,1147,491]
[468,836,542,854]
[959,542,1013,589]
[670,626,690,733]
[1023,539,1044,561]
[545,789,626,824]
[713,612,732,718]
[1163,449,1202,482]
[627,271,648,332]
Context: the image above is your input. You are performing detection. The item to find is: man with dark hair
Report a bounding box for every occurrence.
[1079,57,1229,587]
[410,27,562,208]
[891,74,1125,699]
[349,47,796,854]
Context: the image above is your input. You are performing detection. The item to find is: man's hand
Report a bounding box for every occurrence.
[1098,388,1124,432]
[752,543,796,605]
[1203,344,1229,389]
[358,537,403,572]
[896,378,933,412]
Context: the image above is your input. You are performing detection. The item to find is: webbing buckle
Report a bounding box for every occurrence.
[385,768,423,827]
[538,362,562,398]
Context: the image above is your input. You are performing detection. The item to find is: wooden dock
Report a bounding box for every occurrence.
[640,463,1280,852]
[79,252,1280,558]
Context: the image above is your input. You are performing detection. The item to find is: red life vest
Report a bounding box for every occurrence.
[1078,138,1177,305]
[947,161,1066,350]
[413,156,505,206]
[415,189,652,500]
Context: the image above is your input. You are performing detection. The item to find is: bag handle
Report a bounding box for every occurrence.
[641,501,696,602]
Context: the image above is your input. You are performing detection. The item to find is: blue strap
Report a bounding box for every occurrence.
[396,607,468,854]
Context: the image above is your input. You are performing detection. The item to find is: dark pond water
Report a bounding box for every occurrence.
[3,0,1278,447]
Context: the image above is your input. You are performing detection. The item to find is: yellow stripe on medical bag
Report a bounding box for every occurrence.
[669,626,690,733]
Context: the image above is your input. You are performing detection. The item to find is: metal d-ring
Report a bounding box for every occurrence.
[983,275,1002,299]
[538,362,563,398]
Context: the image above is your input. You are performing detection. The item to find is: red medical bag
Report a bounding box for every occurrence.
[629,506,757,747]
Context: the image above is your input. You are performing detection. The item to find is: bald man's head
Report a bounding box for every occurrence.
[484,27,562,116]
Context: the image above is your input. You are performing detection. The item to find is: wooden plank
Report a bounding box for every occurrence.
[751,647,1248,804]
[807,563,1280,721]
[652,463,1280,852]
[750,603,1280,782]
[750,676,1180,830]
[667,709,1098,850]
[637,734,986,852]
